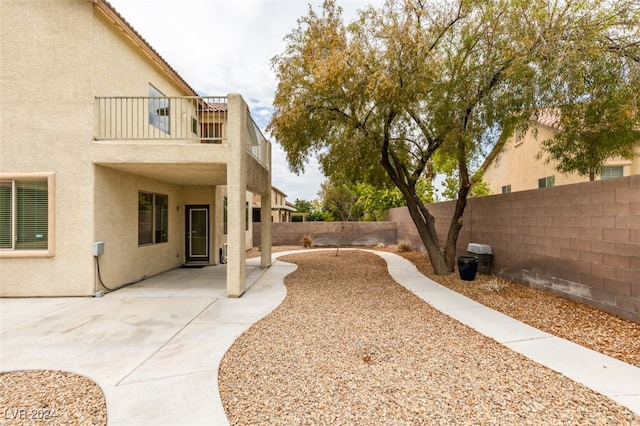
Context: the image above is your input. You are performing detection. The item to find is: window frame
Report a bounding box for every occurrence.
[138,191,168,246]
[538,176,555,189]
[514,130,524,147]
[601,166,624,180]
[0,172,55,258]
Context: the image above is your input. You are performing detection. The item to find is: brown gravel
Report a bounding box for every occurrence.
[0,370,106,425]
[395,249,640,367]
[220,249,640,425]
[254,245,640,367]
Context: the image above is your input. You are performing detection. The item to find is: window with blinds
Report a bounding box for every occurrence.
[601,166,624,180]
[0,179,48,250]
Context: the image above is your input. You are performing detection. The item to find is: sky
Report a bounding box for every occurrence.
[107,0,381,202]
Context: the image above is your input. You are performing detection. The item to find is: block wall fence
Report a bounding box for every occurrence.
[389,175,640,323]
[253,221,397,247]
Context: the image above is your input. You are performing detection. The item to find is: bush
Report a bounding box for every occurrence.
[302,234,314,248]
[396,241,412,252]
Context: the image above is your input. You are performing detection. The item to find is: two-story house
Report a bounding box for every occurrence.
[483,110,640,194]
[0,0,272,298]
[252,186,296,223]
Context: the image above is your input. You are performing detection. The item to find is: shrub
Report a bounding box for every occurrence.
[302,234,314,248]
[396,241,412,252]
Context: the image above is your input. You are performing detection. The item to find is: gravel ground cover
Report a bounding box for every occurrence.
[254,245,640,367]
[0,370,106,425]
[396,249,640,367]
[220,250,640,425]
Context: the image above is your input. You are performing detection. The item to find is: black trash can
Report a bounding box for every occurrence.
[458,256,479,281]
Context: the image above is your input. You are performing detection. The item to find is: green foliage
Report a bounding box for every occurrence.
[538,58,640,180]
[293,199,313,213]
[353,182,404,221]
[320,180,359,222]
[441,170,491,201]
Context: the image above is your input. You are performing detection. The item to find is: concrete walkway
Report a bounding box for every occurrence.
[1,249,638,426]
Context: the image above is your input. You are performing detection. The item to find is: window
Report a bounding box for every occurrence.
[252,208,261,223]
[0,174,54,255]
[138,191,168,245]
[514,130,524,146]
[501,185,511,194]
[223,196,228,235]
[601,166,624,180]
[538,176,555,189]
[149,84,169,134]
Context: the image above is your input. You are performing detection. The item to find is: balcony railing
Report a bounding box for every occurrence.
[95,96,228,142]
[95,96,270,168]
[247,115,271,168]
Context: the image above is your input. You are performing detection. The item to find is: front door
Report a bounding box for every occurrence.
[185,205,209,263]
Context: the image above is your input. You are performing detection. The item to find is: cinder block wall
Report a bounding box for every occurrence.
[253,222,397,247]
[388,175,640,323]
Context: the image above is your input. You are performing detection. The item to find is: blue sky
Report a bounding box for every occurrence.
[108,0,380,201]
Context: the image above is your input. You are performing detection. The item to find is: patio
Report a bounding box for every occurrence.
[0,258,289,425]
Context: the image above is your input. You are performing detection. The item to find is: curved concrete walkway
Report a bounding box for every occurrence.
[1,249,638,426]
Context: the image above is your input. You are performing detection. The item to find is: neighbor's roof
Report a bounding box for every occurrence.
[93,0,199,97]
[536,108,563,130]
[201,102,228,112]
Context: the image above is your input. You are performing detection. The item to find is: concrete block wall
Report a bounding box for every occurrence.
[388,175,640,323]
[253,222,397,247]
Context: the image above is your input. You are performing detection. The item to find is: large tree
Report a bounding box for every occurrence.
[539,55,640,180]
[269,0,639,274]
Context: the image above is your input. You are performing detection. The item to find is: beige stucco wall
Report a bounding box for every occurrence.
[0,1,97,296]
[484,124,639,194]
[94,167,182,287]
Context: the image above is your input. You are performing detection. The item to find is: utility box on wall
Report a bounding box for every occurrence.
[93,241,105,257]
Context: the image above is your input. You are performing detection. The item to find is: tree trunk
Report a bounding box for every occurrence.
[444,139,473,271]
[379,125,450,275]
[405,194,450,274]
[444,185,469,270]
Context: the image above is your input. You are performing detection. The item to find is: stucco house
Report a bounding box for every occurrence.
[483,110,640,194]
[252,186,296,223]
[0,0,272,297]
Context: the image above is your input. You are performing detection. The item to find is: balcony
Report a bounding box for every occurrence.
[94,95,270,168]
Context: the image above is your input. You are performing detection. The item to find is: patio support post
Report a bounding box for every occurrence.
[226,94,247,297]
[260,188,272,268]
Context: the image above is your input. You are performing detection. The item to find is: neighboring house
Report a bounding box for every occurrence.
[0,0,272,298]
[483,110,640,194]
[252,186,296,223]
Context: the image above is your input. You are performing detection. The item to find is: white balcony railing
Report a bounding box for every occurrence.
[247,115,270,168]
[95,96,228,142]
[95,96,270,168]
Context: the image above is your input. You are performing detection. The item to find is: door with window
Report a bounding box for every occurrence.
[185,205,209,263]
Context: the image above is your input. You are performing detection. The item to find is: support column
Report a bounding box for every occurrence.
[260,191,272,268]
[226,94,247,297]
